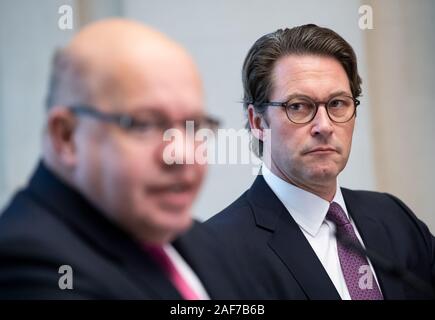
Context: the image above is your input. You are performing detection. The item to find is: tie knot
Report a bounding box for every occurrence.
[326,202,350,226]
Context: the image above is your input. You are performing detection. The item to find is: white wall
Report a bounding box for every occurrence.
[0,0,121,210]
[0,0,76,207]
[366,0,435,232]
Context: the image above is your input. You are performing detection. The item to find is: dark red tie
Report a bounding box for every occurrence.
[145,245,200,300]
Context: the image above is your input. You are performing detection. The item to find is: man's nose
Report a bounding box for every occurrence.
[310,105,334,137]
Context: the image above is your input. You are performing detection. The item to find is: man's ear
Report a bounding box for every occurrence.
[248,104,267,141]
[46,106,78,167]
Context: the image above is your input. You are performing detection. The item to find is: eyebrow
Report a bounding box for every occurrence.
[127,106,205,119]
[280,90,353,102]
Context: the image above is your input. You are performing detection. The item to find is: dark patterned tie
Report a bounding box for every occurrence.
[326,202,384,300]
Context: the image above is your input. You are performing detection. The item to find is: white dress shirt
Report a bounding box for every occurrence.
[262,165,381,300]
[163,244,210,300]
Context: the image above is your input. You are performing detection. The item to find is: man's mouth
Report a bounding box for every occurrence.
[147,182,197,211]
[305,146,338,155]
[148,182,194,193]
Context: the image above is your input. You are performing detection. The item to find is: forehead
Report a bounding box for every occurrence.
[92,50,204,119]
[270,54,351,100]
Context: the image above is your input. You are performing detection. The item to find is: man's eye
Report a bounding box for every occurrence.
[330,100,341,107]
[129,120,156,131]
[329,99,346,108]
[288,102,310,111]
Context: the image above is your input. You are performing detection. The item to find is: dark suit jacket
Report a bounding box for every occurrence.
[0,162,256,299]
[206,175,435,299]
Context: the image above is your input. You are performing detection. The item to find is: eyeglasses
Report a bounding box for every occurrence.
[255,94,360,124]
[69,105,221,138]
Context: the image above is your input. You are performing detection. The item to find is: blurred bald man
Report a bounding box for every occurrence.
[0,19,254,299]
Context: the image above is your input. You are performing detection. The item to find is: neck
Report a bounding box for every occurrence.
[267,164,337,202]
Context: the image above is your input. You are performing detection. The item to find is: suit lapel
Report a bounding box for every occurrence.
[248,175,340,300]
[269,210,341,299]
[342,188,406,299]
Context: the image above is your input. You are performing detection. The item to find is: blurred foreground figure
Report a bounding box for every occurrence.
[0,19,254,299]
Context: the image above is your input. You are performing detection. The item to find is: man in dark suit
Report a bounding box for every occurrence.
[206,24,435,300]
[0,19,253,299]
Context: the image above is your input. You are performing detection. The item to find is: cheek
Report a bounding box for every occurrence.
[117,138,157,167]
[339,125,355,154]
[271,125,304,158]
[74,134,106,191]
[100,139,158,192]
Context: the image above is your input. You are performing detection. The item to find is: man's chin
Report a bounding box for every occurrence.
[174,216,193,235]
[159,209,193,230]
[118,207,193,244]
[154,191,197,213]
[306,166,339,182]
[157,215,193,242]
[134,218,193,245]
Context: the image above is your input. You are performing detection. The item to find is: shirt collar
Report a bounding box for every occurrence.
[261,164,349,237]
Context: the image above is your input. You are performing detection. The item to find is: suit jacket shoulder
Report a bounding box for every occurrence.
[206,176,435,299]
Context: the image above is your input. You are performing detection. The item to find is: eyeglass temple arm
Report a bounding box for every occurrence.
[69,106,133,127]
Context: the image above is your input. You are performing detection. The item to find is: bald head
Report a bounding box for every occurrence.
[43,19,207,244]
[46,18,202,111]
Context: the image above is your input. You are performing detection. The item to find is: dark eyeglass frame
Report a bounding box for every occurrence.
[69,105,221,132]
[252,95,360,124]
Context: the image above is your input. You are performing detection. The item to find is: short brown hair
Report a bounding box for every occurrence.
[242,24,362,157]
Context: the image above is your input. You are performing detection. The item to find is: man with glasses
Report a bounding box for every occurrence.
[0,19,254,299]
[206,24,435,299]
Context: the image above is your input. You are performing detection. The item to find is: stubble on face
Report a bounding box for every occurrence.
[264,54,355,200]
